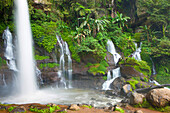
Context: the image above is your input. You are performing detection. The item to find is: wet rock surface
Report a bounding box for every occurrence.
[130,92,145,105]
[146,88,170,107]
[120,66,145,79]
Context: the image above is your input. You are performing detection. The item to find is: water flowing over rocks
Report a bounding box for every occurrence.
[146,88,170,107]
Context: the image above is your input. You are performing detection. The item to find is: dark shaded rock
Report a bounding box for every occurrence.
[10,106,26,113]
[130,92,145,105]
[0,105,6,110]
[111,77,126,91]
[146,88,170,107]
[105,52,115,70]
[72,74,104,89]
[120,66,145,79]
[41,72,60,85]
[136,81,150,89]
[72,59,89,76]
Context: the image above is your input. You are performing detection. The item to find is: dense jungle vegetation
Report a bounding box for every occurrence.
[0,0,169,84]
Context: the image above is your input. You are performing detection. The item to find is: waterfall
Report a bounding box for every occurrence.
[56,35,72,88]
[131,42,142,61]
[107,40,121,65]
[15,0,37,94]
[2,27,17,71]
[102,67,121,90]
[65,42,72,88]
[150,57,156,75]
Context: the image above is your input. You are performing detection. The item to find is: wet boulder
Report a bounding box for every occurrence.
[120,66,145,79]
[130,92,145,105]
[146,88,170,107]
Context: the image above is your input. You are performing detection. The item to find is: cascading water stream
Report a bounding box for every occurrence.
[2,74,7,87]
[15,0,37,94]
[2,27,17,72]
[107,40,121,65]
[56,35,72,88]
[150,57,156,75]
[102,67,121,90]
[102,40,121,90]
[131,42,142,61]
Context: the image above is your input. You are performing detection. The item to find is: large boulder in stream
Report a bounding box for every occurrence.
[120,66,145,79]
[130,92,145,105]
[146,88,170,107]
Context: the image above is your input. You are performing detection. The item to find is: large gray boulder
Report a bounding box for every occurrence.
[146,88,170,107]
[130,92,145,105]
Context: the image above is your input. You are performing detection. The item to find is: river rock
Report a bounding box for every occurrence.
[120,66,145,79]
[130,92,145,105]
[69,104,80,111]
[111,77,126,90]
[11,106,27,113]
[122,84,132,94]
[146,88,170,107]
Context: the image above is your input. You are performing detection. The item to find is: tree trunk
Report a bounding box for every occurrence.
[134,84,170,93]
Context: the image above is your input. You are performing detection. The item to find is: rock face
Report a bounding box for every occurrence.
[120,66,145,79]
[130,92,145,105]
[146,88,170,107]
[105,52,115,70]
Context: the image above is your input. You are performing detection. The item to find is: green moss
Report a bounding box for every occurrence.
[127,80,139,90]
[39,63,59,69]
[120,57,151,76]
[81,105,92,109]
[134,99,170,112]
[115,107,125,113]
[8,106,16,112]
[35,55,50,60]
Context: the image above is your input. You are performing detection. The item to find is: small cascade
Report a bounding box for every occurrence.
[131,42,142,61]
[102,67,121,90]
[2,74,7,87]
[0,74,7,87]
[2,27,17,71]
[56,35,72,88]
[36,66,44,85]
[107,40,121,65]
[150,57,156,75]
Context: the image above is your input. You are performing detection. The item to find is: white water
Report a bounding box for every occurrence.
[36,66,44,85]
[2,27,17,71]
[2,74,7,87]
[15,0,37,94]
[150,57,156,75]
[0,88,121,107]
[56,35,72,88]
[102,67,121,90]
[132,42,142,61]
[107,40,121,65]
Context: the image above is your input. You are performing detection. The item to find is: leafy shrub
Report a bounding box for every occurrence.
[87,60,108,75]
[31,21,57,53]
